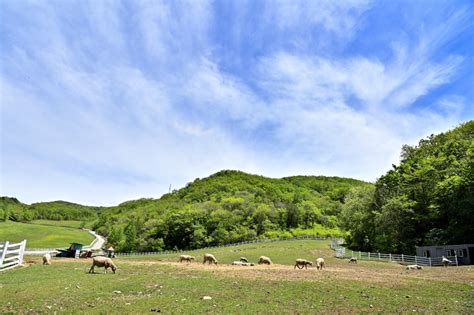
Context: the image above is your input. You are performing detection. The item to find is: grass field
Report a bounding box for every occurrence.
[30,219,94,229]
[0,221,94,248]
[1,240,472,313]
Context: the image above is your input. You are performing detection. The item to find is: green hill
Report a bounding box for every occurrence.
[93,171,369,252]
[1,172,369,252]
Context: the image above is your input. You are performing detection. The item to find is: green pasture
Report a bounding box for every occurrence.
[0,240,472,313]
[30,219,94,229]
[0,221,94,248]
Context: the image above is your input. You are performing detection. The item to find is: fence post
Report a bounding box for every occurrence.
[368,252,370,260]
[351,250,354,257]
[0,241,9,267]
[401,254,404,263]
[18,240,26,265]
[429,257,432,267]
[359,251,361,259]
[378,252,381,260]
[389,253,391,262]
[455,255,458,266]
[415,256,417,264]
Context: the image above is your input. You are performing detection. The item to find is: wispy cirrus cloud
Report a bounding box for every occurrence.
[0,0,472,205]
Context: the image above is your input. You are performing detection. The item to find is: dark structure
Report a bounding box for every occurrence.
[415,244,474,265]
[56,243,84,258]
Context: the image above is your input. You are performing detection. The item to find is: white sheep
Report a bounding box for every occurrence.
[42,253,52,265]
[316,257,325,270]
[348,257,358,264]
[203,253,218,265]
[442,256,452,268]
[294,259,313,269]
[406,264,424,270]
[178,255,195,263]
[258,256,272,265]
[88,256,117,274]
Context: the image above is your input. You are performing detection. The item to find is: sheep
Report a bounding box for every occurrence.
[316,257,325,270]
[258,256,272,265]
[406,264,424,270]
[232,261,255,266]
[178,255,195,263]
[349,257,358,264]
[88,256,117,274]
[42,253,52,265]
[203,253,218,265]
[294,259,313,269]
[442,256,452,268]
[240,257,248,263]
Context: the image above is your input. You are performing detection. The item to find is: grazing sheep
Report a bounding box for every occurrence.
[349,257,358,264]
[240,257,248,263]
[294,259,313,269]
[258,256,272,265]
[406,264,424,270]
[203,253,218,265]
[316,258,325,270]
[178,255,195,263]
[88,256,117,274]
[42,253,52,265]
[232,261,255,266]
[442,256,452,268]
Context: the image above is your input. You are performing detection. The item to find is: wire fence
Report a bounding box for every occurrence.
[117,235,343,257]
[330,240,458,267]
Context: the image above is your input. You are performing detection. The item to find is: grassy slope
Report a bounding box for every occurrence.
[1,240,471,313]
[0,221,94,248]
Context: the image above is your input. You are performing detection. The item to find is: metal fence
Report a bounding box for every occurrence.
[0,240,27,272]
[330,241,458,267]
[117,235,343,257]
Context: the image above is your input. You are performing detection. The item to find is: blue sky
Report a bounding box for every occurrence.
[1,0,473,205]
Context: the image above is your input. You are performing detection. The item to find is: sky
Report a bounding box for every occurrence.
[1,0,473,206]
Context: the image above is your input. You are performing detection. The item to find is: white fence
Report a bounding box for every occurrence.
[0,240,27,272]
[117,235,343,257]
[330,241,458,267]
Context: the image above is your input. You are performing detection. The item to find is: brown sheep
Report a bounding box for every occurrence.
[178,255,195,263]
[203,253,218,265]
[406,264,424,270]
[294,259,313,269]
[258,256,272,265]
[316,257,325,270]
[88,256,117,274]
[42,253,52,265]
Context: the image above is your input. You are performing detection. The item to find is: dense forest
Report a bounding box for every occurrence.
[2,121,472,254]
[0,172,368,251]
[341,121,474,254]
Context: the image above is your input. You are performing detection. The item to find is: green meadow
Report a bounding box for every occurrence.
[1,240,472,314]
[0,221,94,248]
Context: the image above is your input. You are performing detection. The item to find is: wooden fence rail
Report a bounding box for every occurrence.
[0,240,27,272]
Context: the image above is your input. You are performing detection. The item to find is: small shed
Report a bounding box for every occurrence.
[415,244,474,265]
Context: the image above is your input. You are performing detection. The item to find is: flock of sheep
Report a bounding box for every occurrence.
[41,252,453,274]
[179,254,327,270]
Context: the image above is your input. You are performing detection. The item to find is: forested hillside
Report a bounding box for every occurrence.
[1,172,369,251]
[341,121,474,254]
[0,197,100,222]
